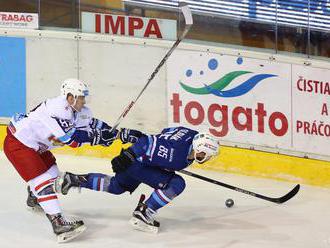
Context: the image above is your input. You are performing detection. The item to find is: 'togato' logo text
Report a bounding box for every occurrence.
[170,57,289,137]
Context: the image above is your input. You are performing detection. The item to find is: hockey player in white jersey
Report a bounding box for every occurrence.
[3,78,142,243]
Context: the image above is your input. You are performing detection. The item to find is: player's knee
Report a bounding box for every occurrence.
[108,179,126,195]
[168,174,186,196]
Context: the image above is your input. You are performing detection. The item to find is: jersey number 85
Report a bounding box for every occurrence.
[157,145,168,159]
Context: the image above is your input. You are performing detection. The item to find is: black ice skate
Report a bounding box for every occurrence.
[129,194,160,234]
[26,186,43,212]
[54,172,87,195]
[46,213,86,243]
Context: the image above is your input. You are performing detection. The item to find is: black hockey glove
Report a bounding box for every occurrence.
[119,128,144,144]
[89,118,111,130]
[90,128,116,147]
[111,148,136,173]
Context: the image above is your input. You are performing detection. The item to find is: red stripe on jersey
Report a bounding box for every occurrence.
[69,140,80,148]
[37,195,58,203]
[34,177,57,192]
[97,178,101,190]
[35,179,53,191]
[8,122,16,134]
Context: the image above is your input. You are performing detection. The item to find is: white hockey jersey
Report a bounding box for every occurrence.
[9,95,94,152]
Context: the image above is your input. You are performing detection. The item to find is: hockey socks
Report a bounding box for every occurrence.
[80,173,112,192]
[146,174,186,211]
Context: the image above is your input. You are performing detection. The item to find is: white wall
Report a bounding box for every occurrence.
[16,30,170,133]
[78,40,168,132]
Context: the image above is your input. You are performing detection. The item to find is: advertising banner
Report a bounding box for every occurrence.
[0,37,26,117]
[82,12,177,40]
[292,65,330,156]
[167,51,329,157]
[0,12,38,29]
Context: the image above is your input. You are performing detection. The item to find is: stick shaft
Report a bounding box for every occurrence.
[110,7,193,132]
[179,169,300,204]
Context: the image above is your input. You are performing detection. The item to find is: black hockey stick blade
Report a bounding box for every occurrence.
[273,183,300,204]
[179,169,300,204]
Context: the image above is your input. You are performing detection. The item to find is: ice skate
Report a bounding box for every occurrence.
[47,213,86,243]
[54,172,87,195]
[26,186,43,212]
[129,194,160,234]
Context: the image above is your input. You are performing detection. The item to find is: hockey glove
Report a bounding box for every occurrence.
[90,128,116,146]
[89,118,111,130]
[111,148,136,173]
[119,128,144,144]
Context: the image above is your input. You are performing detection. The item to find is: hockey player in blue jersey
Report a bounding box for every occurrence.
[55,126,220,233]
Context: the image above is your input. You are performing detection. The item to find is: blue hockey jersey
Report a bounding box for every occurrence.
[130,126,198,171]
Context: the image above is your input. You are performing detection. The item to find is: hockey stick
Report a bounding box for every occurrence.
[110,5,193,132]
[179,169,300,204]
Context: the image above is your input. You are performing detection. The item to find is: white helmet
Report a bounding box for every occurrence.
[193,133,220,163]
[61,78,89,98]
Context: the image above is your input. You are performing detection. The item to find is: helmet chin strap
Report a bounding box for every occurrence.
[69,97,79,112]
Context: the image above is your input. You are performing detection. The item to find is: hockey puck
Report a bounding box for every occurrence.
[225,198,234,208]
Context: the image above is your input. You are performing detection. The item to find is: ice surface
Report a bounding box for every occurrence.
[0,152,329,248]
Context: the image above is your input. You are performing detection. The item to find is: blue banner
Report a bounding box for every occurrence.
[0,37,26,117]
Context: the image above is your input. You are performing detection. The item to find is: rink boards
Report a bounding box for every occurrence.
[1,125,329,187]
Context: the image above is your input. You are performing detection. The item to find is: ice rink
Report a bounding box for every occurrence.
[0,151,329,248]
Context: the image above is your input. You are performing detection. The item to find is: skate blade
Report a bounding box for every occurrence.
[26,205,44,214]
[129,217,158,234]
[57,225,87,243]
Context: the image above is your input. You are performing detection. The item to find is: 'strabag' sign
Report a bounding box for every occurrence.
[0,12,38,29]
[82,12,177,40]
